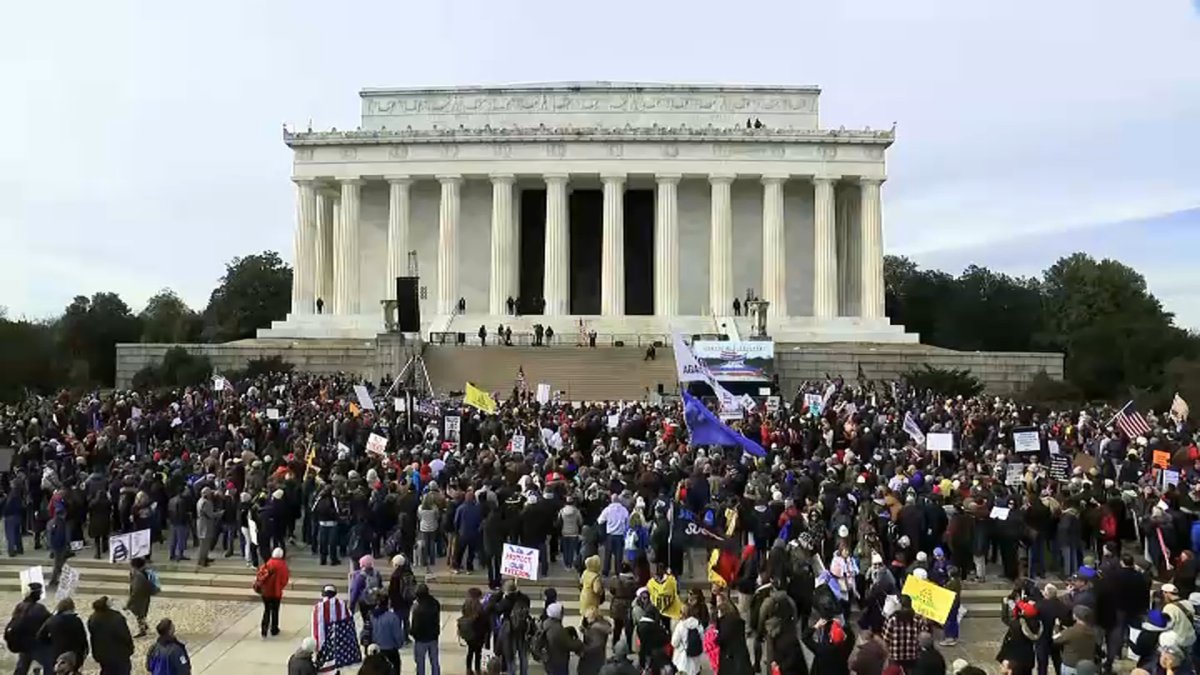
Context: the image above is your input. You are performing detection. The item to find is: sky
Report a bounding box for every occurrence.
[1,0,1198,327]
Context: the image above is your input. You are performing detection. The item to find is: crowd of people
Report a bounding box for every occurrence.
[0,365,1197,675]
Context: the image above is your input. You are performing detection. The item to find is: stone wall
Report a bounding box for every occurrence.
[114,337,419,389]
[775,343,1064,395]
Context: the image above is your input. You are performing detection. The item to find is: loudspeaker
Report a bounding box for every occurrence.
[395,277,420,332]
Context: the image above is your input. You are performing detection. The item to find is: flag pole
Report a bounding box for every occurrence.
[1103,400,1132,429]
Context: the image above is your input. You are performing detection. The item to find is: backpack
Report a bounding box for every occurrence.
[527,616,549,663]
[457,615,477,643]
[253,565,273,595]
[1099,512,1118,540]
[146,569,162,595]
[685,626,703,657]
[397,572,417,603]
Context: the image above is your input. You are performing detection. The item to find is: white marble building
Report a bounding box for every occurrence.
[260,82,915,342]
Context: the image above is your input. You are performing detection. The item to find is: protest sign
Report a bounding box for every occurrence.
[500,543,540,580]
[366,433,388,456]
[739,394,757,412]
[55,565,79,601]
[804,393,822,415]
[1048,440,1061,455]
[445,415,461,434]
[393,397,406,412]
[901,575,957,624]
[1049,453,1071,482]
[266,408,280,420]
[990,506,1011,520]
[131,406,142,420]
[1012,429,1041,454]
[1005,463,1025,487]
[109,529,151,564]
[1163,469,1181,489]
[1153,450,1171,469]
[510,434,526,454]
[536,383,551,404]
[607,414,620,430]
[926,433,954,453]
[18,566,44,592]
[353,385,375,411]
[766,396,781,413]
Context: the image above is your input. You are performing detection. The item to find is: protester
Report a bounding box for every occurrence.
[86,596,134,675]
[410,583,442,675]
[669,604,705,675]
[543,601,583,675]
[255,546,291,637]
[127,556,156,638]
[312,585,361,672]
[287,637,319,675]
[8,582,53,675]
[145,619,191,675]
[578,605,612,675]
[714,599,753,675]
[37,597,88,668]
[369,596,404,673]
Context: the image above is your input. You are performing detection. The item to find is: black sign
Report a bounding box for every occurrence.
[1049,454,1071,482]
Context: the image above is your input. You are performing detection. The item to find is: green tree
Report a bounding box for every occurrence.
[140,288,201,343]
[56,292,143,386]
[0,317,63,401]
[201,252,292,342]
[1039,253,1196,399]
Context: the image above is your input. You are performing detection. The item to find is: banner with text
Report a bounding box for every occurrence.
[691,340,775,382]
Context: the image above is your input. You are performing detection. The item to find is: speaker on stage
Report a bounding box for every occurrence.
[395,277,420,332]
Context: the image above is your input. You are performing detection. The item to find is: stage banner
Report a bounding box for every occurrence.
[691,340,774,382]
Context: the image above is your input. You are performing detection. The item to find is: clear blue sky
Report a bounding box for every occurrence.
[2,1,1198,326]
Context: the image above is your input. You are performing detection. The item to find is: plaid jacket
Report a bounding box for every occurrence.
[883,613,930,663]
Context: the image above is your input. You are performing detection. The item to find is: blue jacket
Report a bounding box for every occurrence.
[371,609,404,650]
[455,501,483,539]
[147,637,191,675]
[1190,520,1200,556]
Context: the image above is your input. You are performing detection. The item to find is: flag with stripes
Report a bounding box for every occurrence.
[903,410,926,446]
[311,596,360,671]
[1113,400,1152,438]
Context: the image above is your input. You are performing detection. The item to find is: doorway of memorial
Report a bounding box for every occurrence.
[624,189,654,315]
[569,190,602,314]
[517,188,546,315]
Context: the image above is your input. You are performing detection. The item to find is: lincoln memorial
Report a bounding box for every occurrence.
[259,82,915,343]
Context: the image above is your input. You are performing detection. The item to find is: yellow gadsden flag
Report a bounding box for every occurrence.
[464,382,497,414]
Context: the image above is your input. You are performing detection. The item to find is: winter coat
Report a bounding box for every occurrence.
[996,616,1041,670]
[545,616,584,674]
[87,607,134,666]
[87,492,112,539]
[803,620,855,675]
[287,647,318,675]
[771,627,808,675]
[37,610,88,664]
[669,616,704,675]
[256,557,290,600]
[409,592,441,642]
[6,598,50,654]
[127,568,155,619]
[146,636,192,675]
[716,614,753,675]
[912,646,946,675]
[577,618,612,675]
[580,555,604,616]
[597,655,640,675]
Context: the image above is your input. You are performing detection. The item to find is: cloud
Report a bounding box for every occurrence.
[2,0,1199,328]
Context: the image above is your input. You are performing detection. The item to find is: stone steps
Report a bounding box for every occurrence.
[0,556,1011,617]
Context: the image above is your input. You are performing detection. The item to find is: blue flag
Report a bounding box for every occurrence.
[682,391,766,457]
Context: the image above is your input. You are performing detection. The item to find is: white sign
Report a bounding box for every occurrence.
[1048,440,1061,455]
[445,415,461,434]
[393,398,406,412]
[990,506,1011,520]
[212,375,227,391]
[927,433,954,453]
[804,393,823,414]
[766,396,781,413]
[366,433,388,456]
[353,385,375,410]
[1005,463,1025,487]
[337,442,351,455]
[607,414,620,430]
[500,543,540,580]
[510,434,526,454]
[266,408,280,420]
[109,529,152,563]
[739,394,757,412]
[131,406,142,420]
[691,340,775,359]
[672,333,714,384]
[1163,469,1181,488]
[842,402,858,417]
[536,383,551,404]
[18,565,44,592]
[55,565,79,601]
[1013,430,1041,454]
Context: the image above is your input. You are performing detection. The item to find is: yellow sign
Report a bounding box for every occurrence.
[647,576,682,619]
[901,575,957,625]
[464,382,498,414]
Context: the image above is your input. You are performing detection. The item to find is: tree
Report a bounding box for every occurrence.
[131,346,213,389]
[56,292,142,386]
[201,252,292,342]
[0,318,63,402]
[140,288,201,343]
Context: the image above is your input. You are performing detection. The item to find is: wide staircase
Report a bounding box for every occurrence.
[423,344,678,401]
[0,546,1012,619]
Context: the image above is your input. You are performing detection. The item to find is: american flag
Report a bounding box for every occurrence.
[311,596,360,671]
[1113,400,1152,438]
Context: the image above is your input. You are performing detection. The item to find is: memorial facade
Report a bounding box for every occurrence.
[260,82,915,342]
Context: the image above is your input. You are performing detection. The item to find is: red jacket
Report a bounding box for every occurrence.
[256,558,290,599]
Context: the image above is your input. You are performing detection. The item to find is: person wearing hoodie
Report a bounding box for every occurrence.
[597,642,639,675]
[287,637,319,675]
[37,598,88,668]
[579,555,604,617]
[607,560,637,652]
[10,582,53,675]
[669,604,704,675]
[996,600,1042,675]
[543,602,583,675]
[410,583,442,675]
[453,490,483,573]
[86,596,133,675]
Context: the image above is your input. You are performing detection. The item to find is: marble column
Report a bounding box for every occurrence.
[601,174,625,316]
[812,177,838,318]
[335,178,362,315]
[385,176,412,299]
[761,175,788,318]
[489,174,515,315]
[655,174,681,316]
[437,175,462,315]
[860,178,885,319]
[543,174,569,316]
[291,179,318,315]
[314,191,334,313]
[709,175,734,316]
